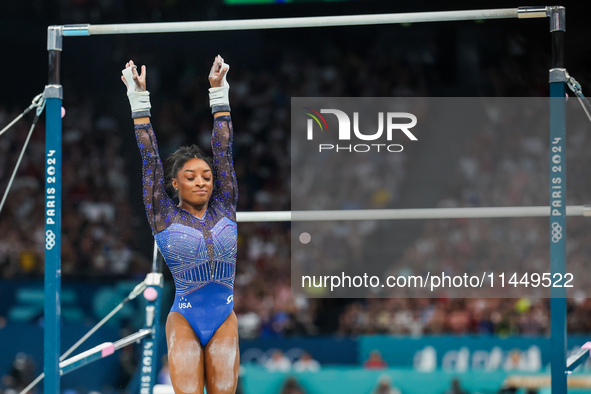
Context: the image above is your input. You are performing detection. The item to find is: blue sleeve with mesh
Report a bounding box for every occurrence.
[134,123,177,234]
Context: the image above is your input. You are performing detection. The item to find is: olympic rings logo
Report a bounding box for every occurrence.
[45,230,56,250]
[551,222,562,243]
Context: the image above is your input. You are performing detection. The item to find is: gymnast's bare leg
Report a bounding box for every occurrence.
[166,312,205,394]
[204,311,240,394]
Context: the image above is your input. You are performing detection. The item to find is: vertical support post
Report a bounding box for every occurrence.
[44,25,63,394]
[139,272,163,394]
[548,6,567,394]
[152,240,159,273]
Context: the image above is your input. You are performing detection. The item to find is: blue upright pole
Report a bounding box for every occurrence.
[139,271,163,394]
[44,25,63,394]
[548,7,567,394]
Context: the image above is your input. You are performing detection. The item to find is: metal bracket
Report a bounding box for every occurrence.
[43,85,63,100]
[47,26,63,51]
[128,281,147,300]
[517,6,566,32]
[145,272,163,287]
[145,306,155,328]
[549,68,569,83]
[549,6,566,32]
[517,6,549,19]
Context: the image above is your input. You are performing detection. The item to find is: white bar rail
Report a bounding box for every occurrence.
[60,7,551,36]
[236,205,589,222]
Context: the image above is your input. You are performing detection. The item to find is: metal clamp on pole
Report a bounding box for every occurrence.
[128,281,148,300]
[549,68,569,83]
[43,85,63,100]
[146,306,155,328]
[143,272,163,331]
[517,6,549,19]
[145,272,163,287]
[549,6,566,32]
[47,26,63,51]
[45,26,63,100]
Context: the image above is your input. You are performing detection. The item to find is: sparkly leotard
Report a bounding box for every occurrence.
[134,116,237,347]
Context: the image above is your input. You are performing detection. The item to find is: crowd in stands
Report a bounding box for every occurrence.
[1,23,590,341]
[341,61,591,332]
[0,97,147,279]
[1,353,36,394]
[338,297,591,336]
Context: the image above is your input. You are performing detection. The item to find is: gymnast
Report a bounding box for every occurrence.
[121,55,239,394]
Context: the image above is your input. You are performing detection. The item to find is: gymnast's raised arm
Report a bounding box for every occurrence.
[122,60,176,234]
[208,55,238,220]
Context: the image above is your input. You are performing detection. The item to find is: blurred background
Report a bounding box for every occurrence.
[1,0,591,393]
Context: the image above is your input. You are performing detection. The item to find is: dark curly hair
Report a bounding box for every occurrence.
[165,144,214,198]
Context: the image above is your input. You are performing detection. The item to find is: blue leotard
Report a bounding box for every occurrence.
[134,116,237,347]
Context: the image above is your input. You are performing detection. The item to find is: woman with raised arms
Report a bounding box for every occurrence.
[121,55,239,394]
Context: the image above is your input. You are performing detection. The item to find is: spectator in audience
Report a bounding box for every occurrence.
[266,350,291,372]
[364,350,388,370]
[496,387,518,394]
[444,378,469,394]
[504,349,526,371]
[1,353,36,394]
[371,374,401,394]
[293,352,320,373]
[115,343,137,389]
[157,355,172,385]
[279,376,306,394]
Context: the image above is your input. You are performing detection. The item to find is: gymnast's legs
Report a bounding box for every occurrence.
[166,311,239,394]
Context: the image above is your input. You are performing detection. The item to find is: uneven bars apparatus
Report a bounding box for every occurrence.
[42,6,576,394]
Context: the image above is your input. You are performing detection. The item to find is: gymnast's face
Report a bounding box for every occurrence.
[172,158,213,208]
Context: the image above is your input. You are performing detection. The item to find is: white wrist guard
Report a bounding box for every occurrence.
[122,67,151,119]
[209,63,230,114]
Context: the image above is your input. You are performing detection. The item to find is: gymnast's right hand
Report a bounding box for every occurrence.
[121,60,151,119]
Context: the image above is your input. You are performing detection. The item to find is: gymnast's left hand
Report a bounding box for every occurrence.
[121,60,147,92]
[208,55,229,88]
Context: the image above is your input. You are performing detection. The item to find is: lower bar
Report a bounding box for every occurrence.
[237,205,588,222]
[566,342,591,372]
[60,329,151,375]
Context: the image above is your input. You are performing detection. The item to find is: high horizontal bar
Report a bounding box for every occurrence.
[61,7,549,36]
[236,205,589,222]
